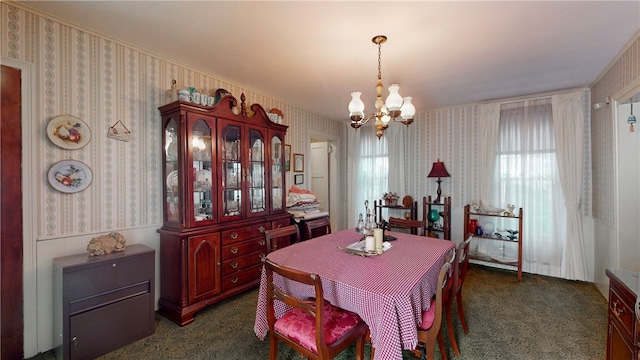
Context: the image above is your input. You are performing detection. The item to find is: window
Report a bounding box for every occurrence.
[491,99,566,277]
[354,125,389,217]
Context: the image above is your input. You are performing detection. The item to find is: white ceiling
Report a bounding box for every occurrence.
[15,1,640,122]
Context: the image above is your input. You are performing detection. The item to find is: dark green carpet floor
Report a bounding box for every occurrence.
[28,265,608,360]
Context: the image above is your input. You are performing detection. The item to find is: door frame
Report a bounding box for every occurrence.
[1,56,37,356]
[612,79,640,272]
[308,131,340,231]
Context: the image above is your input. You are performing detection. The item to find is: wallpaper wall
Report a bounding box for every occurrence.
[590,32,640,226]
[1,3,346,241]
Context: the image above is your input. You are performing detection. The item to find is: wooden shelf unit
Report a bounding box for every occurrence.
[422,196,451,240]
[374,199,418,223]
[464,204,523,281]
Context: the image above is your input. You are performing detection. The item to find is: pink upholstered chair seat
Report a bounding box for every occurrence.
[274,300,362,354]
[418,300,437,330]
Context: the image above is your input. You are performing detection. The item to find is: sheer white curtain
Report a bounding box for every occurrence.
[478,103,501,204]
[386,124,406,194]
[347,124,389,227]
[474,103,501,255]
[552,91,587,281]
[490,99,567,278]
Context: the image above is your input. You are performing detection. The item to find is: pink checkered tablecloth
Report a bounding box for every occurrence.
[254,228,455,360]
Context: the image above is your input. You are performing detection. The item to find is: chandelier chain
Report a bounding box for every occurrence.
[377,41,382,80]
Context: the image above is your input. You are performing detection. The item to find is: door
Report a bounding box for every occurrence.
[1,64,24,359]
[310,140,340,231]
[310,142,329,212]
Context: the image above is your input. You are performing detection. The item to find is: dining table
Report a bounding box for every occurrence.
[253,228,455,360]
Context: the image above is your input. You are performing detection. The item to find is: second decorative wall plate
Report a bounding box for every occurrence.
[47,160,93,193]
[47,115,91,149]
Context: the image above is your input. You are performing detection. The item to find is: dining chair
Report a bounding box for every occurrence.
[304,217,332,239]
[263,258,369,360]
[413,246,456,360]
[388,217,426,236]
[264,225,301,253]
[445,237,472,357]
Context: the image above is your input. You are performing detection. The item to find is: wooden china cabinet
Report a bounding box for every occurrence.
[158,94,291,326]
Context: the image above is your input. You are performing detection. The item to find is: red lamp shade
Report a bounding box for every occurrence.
[427,159,450,203]
[427,160,450,178]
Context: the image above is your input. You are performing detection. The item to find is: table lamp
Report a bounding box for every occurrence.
[427,159,450,203]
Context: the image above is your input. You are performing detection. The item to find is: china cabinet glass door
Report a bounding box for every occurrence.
[248,128,266,215]
[164,118,180,225]
[271,134,284,211]
[220,123,243,220]
[191,119,214,223]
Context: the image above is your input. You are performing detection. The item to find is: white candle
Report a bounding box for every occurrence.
[365,236,375,252]
[374,228,383,254]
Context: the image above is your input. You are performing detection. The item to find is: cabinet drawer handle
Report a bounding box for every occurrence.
[258,226,266,233]
[231,277,238,284]
[72,336,78,350]
[612,300,626,317]
[112,263,117,268]
[230,247,238,254]
[258,239,266,246]
[231,261,239,269]
[230,232,238,240]
[272,243,277,250]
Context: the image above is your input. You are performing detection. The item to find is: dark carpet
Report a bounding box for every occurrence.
[28,265,607,360]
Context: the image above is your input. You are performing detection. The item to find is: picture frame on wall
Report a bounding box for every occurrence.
[293,153,304,172]
[284,145,291,172]
[294,174,304,185]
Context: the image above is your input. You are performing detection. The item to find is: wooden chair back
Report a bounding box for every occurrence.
[263,258,368,359]
[444,236,473,357]
[454,237,472,292]
[388,217,426,236]
[264,225,300,252]
[416,246,456,360]
[304,217,332,239]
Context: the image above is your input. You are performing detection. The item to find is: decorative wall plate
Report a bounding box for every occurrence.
[47,160,93,193]
[47,115,91,149]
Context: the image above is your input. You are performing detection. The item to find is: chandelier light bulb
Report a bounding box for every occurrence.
[381,105,391,126]
[349,92,365,120]
[385,84,403,113]
[401,97,416,120]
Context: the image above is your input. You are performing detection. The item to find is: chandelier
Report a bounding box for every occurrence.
[348,35,416,139]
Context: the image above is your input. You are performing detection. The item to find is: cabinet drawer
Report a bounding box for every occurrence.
[610,287,634,337]
[62,253,154,302]
[69,281,151,315]
[222,265,262,291]
[221,250,265,276]
[222,237,266,260]
[69,293,154,360]
[221,222,270,244]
